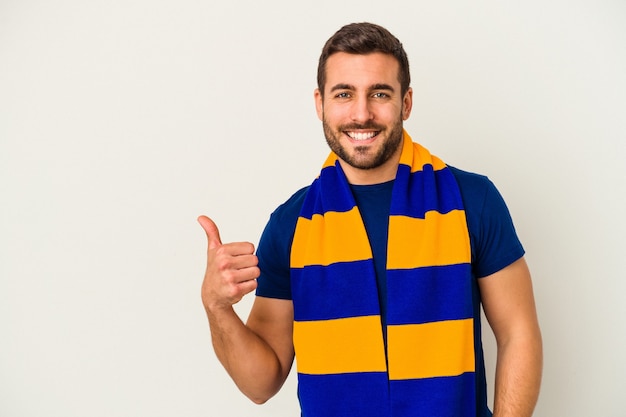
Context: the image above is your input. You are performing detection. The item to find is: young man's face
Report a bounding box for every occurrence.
[315,52,412,183]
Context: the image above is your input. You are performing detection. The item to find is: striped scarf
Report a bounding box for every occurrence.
[290,130,477,417]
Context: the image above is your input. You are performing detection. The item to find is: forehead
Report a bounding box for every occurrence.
[324,52,401,91]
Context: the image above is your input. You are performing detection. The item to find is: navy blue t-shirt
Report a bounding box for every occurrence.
[256,166,524,300]
[254,166,525,416]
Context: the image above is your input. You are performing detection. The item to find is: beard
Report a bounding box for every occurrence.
[322,115,404,170]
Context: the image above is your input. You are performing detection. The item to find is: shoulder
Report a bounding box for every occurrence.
[448,165,525,277]
[448,165,499,217]
[259,185,310,255]
[448,165,515,220]
[448,166,493,202]
[268,185,310,226]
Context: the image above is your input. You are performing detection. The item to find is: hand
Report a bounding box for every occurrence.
[198,215,260,313]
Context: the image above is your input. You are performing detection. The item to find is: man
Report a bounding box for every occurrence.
[198,22,542,417]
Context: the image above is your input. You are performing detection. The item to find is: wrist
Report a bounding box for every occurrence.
[204,300,238,321]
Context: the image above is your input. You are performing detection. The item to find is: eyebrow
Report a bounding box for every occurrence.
[370,83,395,92]
[329,83,396,93]
[329,83,354,92]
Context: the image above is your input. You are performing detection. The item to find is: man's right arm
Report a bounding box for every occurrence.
[198,216,294,404]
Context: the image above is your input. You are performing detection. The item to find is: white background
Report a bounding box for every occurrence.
[1,1,625,416]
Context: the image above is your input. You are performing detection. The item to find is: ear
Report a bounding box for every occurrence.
[402,87,413,121]
[314,88,324,121]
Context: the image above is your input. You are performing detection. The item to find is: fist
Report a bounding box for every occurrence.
[198,215,260,312]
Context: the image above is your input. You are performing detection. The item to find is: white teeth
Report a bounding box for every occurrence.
[347,131,376,141]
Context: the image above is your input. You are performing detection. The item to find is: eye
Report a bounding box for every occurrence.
[335,92,350,99]
[372,92,389,98]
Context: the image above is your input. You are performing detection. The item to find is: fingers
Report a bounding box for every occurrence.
[198,215,260,310]
[212,248,260,286]
[198,215,222,250]
[203,252,260,310]
[219,265,260,294]
[214,248,257,270]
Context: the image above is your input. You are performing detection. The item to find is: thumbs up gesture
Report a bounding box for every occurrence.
[198,216,260,313]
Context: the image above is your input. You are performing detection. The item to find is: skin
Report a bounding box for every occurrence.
[198,215,293,404]
[479,258,543,417]
[315,52,413,185]
[199,51,542,415]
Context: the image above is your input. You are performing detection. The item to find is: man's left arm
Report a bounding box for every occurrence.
[478,257,543,417]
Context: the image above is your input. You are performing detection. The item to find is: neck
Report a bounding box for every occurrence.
[338,161,398,185]
[338,149,402,186]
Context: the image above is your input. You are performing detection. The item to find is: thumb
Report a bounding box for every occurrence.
[197,215,222,250]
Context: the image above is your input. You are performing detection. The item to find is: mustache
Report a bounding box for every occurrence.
[338,122,385,131]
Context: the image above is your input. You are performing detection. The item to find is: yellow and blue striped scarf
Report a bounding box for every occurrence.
[290,130,477,417]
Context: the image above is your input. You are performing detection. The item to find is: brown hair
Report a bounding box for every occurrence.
[317,22,411,97]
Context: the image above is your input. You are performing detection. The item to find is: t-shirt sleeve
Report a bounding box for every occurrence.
[463,173,526,278]
[255,213,293,300]
[255,187,307,300]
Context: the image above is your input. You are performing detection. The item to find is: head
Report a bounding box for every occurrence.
[317,22,411,99]
[314,23,413,184]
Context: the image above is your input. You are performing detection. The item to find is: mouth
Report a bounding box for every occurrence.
[345,130,380,141]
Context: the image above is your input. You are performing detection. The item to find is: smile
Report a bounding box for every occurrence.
[346,131,379,141]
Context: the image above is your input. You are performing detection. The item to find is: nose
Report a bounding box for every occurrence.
[350,96,374,123]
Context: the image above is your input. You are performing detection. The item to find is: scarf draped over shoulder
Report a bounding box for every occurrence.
[290,130,477,417]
